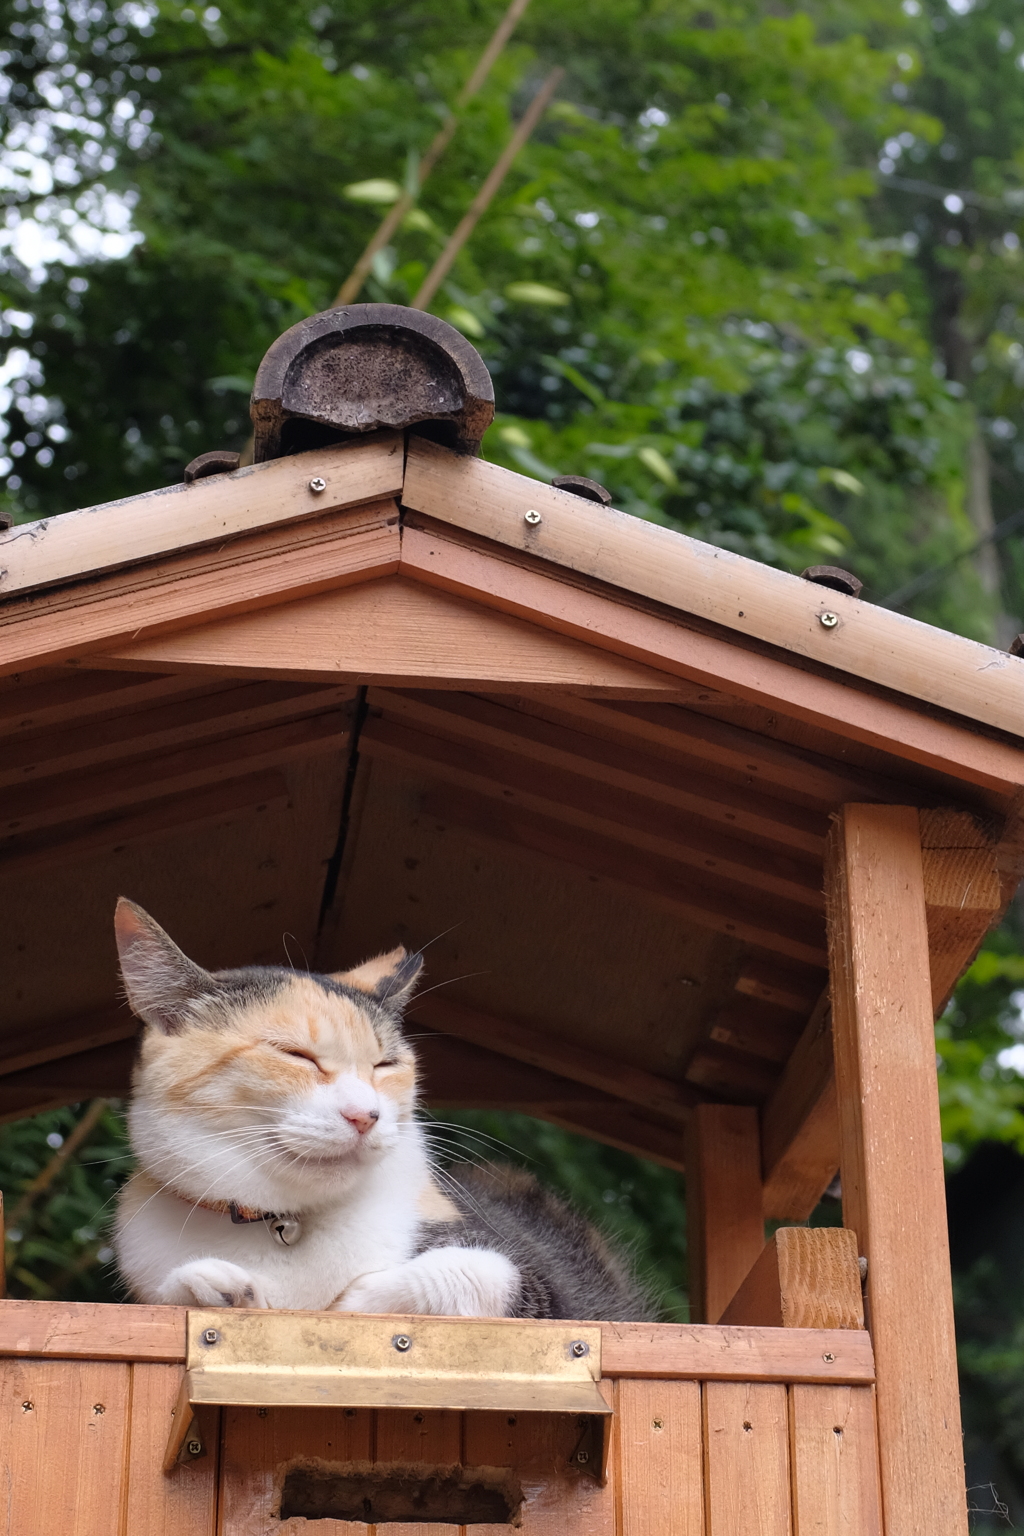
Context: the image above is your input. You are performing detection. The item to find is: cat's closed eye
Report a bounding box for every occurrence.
[375,1058,399,1070]
[276,1046,320,1067]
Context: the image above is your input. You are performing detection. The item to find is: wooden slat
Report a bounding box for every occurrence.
[0,1358,130,1536]
[420,783,828,967]
[685,1040,782,1102]
[375,1408,461,1536]
[790,1385,883,1536]
[382,688,827,857]
[921,807,1003,1010]
[0,1301,186,1362]
[403,437,1024,742]
[685,1106,765,1324]
[362,711,824,909]
[0,680,352,790]
[414,994,697,1121]
[708,1001,804,1065]
[462,1402,615,1536]
[736,960,824,1015]
[124,1363,218,1536]
[702,1381,792,1536]
[0,1002,137,1079]
[826,804,968,1536]
[398,514,1024,797]
[719,1228,864,1330]
[618,1378,703,1536]
[106,574,680,693]
[0,433,402,598]
[0,501,400,676]
[0,769,290,882]
[1,711,348,838]
[0,669,202,734]
[600,1325,873,1388]
[532,1102,687,1172]
[218,1403,372,1535]
[760,996,838,1223]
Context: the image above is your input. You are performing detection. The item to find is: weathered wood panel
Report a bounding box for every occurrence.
[125,1363,219,1536]
[618,1378,703,1536]
[703,1381,792,1536]
[790,1385,882,1536]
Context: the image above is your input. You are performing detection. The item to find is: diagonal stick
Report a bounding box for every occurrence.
[334,0,534,307]
[411,66,563,311]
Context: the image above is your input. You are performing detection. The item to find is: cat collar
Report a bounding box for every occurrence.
[174,1191,302,1247]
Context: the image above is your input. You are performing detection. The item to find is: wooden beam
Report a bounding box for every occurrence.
[684,1040,782,1102]
[0,769,291,881]
[0,681,352,791]
[0,435,402,599]
[381,688,827,857]
[419,782,829,967]
[0,1004,138,1080]
[707,1000,804,1064]
[760,994,838,1222]
[735,957,824,1014]
[104,577,679,693]
[398,514,1024,798]
[533,1103,687,1173]
[826,804,968,1536]
[0,1039,136,1122]
[0,500,400,677]
[411,994,698,1121]
[0,670,207,735]
[361,713,823,909]
[403,438,1024,742]
[719,1227,864,1329]
[920,807,1003,1010]
[1,710,348,839]
[684,1104,765,1324]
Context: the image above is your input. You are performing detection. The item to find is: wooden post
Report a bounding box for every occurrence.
[685,1104,764,1324]
[826,804,967,1536]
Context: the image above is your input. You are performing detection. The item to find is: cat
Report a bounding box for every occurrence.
[112,898,653,1321]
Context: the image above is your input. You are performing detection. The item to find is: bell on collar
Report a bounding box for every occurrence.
[270,1216,301,1247]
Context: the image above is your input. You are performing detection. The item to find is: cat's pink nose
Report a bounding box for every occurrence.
[344,1108,379,1135]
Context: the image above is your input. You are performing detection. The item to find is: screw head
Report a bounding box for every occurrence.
[570,1340,589,1358]
[819,611,839,629]
[202,1328,220,1345]
[92,1403,105,1415]
[524,508,542,526]
[21,1401,33,1412]
[822,1351,836,1364]
[392,1334,412,1352]
[308,476,327,494]
[576,1449,590,1464]
[256,1407,268,1418]
[652,1417,664,1431]
[186,1439,203,1457]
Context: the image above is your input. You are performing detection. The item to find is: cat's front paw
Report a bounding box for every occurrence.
[159,1258,269,1309]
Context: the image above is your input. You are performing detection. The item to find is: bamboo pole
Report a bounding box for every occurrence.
[334,0,534,307]
[411,66,563,311]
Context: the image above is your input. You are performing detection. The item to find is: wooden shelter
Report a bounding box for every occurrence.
[1,304,1023,1535]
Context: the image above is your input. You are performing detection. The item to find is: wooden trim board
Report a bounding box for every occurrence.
[0,434,403,598]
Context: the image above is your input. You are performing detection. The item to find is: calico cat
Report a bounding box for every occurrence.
[113,899,653,1321]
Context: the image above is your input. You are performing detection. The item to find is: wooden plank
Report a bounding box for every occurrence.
[106,575,681,692]
[462,1401,615,1536]
[719,1228,864,1330]
[1,711,348,838]
[761,996,838,1223]
[0,1300,186,1362]
[708,1000,804,1065]
[0,502,400,676]
[361,711,824,909]
[826,804,968,1536]
[921,807,1003,1010]
[420,783,829,967]
[685,1040,782,1102]
[374,1407,461,1536]
[0,669,203,734]
[0,769,290,882]
[218,1402,372,1534]
[532,1102,687,1172]
[382,687,827,857]
[685,1105,765,1324]
[0,1040,134,1118]
[703,1381,792,1536]
[0,1001,137,1078]
[0,1357,130,1536]
[790,1385,883,1536]
[618,1378,703,1536]
[125,1363,218,1536]
[736,960,824,1015]
[0,433,402,598]
[403,438,1024,742]
[398,512,1024,797]
[0,680,352,790]
[414,994,698,1121]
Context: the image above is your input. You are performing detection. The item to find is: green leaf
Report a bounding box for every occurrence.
[505,282,571,307]
[343,179,402,204]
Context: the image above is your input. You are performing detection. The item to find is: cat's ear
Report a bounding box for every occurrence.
[114,898,214,1033]
[332,945,424,1012]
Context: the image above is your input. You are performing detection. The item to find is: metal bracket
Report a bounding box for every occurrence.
[165,1310,611,1477]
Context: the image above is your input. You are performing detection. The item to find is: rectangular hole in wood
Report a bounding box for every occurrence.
[279,1462,524,1525]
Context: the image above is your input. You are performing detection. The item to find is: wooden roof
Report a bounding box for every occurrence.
[3,402,1023,1222]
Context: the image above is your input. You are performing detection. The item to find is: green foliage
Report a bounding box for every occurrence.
[938,916,1024,1165]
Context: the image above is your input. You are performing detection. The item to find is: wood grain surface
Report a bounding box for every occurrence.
[617,1378,703,1536]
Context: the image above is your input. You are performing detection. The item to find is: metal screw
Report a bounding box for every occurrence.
[819,611,839,629]
[393,1334,412,1352]
[93,1404,105,1415]
[202,1328,219,1345]
[21,1401,33,1412]
[570,1340,589,1358]
[822,1351,836,1364]
[187,1439,203,1457]
[256,1408,268,1418]
[344,1408,357,1418]
[308,476,327,494]
[652,1417,664,1431]
[524,509,542,526]
[576,1450,590,1464]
